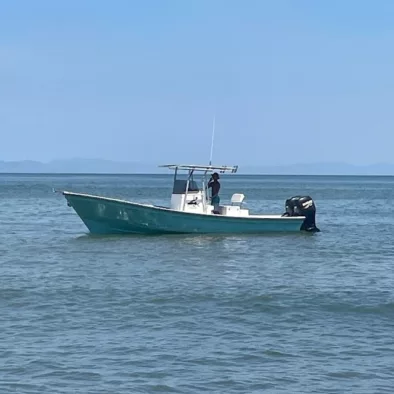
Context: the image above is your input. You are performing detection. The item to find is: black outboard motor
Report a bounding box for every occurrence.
[282,196,320,232]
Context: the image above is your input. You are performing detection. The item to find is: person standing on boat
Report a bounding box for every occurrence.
[208,172,220,212]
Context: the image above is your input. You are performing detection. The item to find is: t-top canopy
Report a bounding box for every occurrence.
[159,164,238,173]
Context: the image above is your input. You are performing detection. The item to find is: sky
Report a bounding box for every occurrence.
[1,0,394,166]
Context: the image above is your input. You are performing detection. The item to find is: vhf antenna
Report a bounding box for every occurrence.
[209,115,215,166]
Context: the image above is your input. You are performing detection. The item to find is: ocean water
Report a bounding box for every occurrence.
[1,173,394,393]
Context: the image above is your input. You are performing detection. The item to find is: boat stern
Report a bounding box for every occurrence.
[282,195,320,232]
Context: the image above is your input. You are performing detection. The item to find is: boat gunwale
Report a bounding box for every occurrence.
[62,191,305,221]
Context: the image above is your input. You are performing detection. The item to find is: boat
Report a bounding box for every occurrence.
[60,164,320,235]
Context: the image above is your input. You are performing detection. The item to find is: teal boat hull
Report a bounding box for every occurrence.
[63,191,305,235]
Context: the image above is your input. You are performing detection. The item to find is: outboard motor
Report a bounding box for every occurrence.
[282,196,320,232]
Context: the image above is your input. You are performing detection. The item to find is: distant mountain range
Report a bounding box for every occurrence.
[1,159,394,175]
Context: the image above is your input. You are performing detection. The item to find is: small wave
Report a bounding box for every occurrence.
[323,301,394,315]
[327,371,371,379]
[145,384,182,392]
[0,288,27,301]
[0,382,48,393]
[264,349,297,358]
[34,370,102,381]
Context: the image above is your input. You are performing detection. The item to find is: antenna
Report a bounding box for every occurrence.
[209,115,215,165]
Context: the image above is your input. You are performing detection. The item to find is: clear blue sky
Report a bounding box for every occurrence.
[1,0,394,165]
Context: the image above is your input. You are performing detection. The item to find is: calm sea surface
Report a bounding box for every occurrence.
[1,174,394,393]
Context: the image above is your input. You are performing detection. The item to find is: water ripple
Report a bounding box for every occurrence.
[1,174,394,393]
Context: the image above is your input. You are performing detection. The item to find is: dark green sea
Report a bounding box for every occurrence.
[1,174,394,393]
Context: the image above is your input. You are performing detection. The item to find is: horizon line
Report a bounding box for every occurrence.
[1,171,394,177]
